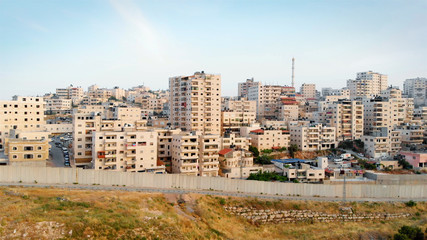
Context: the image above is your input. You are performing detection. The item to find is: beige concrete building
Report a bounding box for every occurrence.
[362,128,401,159]
[221,111,256,134]
[221,97,256,112]
[289,123,336,151]
[347,71,388,98]
[363,96,414,134]
[283,163,325,183]
[0,96,45,152]
[4,130,49,166]
[248,84,282,119]
[92,131,164,173]
[56,85,84,101]
[46,98,72,114]
[218,148,261,179]
[170,71,221,135]
[171,132,200,176]
[238,78,261,98]
[323,99,363,141]
[300,83,316,99]
[155,128,181,173]
[220,132,250,151]
[278,97,299,122]
[198,134,220,176]
[396,124,424,147]
[249,129,290,150]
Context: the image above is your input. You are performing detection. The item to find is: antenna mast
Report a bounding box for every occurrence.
[291,57,295,88]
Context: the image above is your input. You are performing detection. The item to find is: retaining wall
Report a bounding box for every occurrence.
[1,166,427,199]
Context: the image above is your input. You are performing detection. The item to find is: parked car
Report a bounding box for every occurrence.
[64,162,70,167]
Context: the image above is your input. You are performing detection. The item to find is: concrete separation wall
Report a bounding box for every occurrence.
[1,166,427,199]
[365,171,427,185]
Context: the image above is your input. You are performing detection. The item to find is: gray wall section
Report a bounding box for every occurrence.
[365,171,427,185]
[1,166,427,199]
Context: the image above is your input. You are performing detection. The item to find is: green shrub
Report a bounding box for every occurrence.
[218,198,226,205]
[394,225,424,240]
[405,200,417,207]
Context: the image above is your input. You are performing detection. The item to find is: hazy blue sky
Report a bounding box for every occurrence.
[0,0,426,99]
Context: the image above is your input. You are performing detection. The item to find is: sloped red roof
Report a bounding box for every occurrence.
[218,148,233,155]
[250,129,264,134]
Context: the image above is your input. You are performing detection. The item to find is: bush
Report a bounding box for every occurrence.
[254,155,273,165]
[405,200,417,207]
[261,149,273,154]
[247,171,287,182]
[218,198,226,205]
[398,159,413,170]
[248,146,259,157]
[394,225,424,240]
[288,144,299,158]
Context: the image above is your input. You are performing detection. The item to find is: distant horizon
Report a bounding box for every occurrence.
[1,0,426,99]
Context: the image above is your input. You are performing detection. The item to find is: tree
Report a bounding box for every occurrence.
[254,155,273,165]
[398,158,413,170]
[108,96,118,102]
[248,146,259,157]
[288,144,299,158]
[394,225,424,240]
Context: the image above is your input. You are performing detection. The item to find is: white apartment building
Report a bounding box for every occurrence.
[169,71,221,135]
[347,71,388,98]
[92,131,164,173]
[362,128,401,159]
[171,132,200,176]
[56,85,84,101]
[289,123,336,151]
[198,134,220,177]
[300,83,316,99]
[249,129,290,150]
[396,123,424,147]
[404,77,427,107]
[238,78,261,98]
[46,98,72,114]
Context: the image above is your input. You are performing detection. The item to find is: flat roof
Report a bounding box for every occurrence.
[272,159,306,164]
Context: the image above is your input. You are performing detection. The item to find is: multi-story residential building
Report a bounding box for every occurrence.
[218,148,261,179]
[278,97,299,122]
[169,71,221,135]
[347,71,388,98]
[396,123,424,147]
[45,98,72,114]
[289,122,336,151]
[56,85,84,101]
[300,83,316,99]
[220,132,250,150]
[321,88,350,98]
[198,134,220,177]
[248,84,282,119]
[323,99,363,141]
[155,128,181,173]
[4,130,49,166]
[363,96,413,134]
[92,130,164,173]
[0,96,45,152]
[362,128,401,159]
[171,132,199,176]
[221,97,256,112]
[403,77,427,107]
[249,128,290,150]
[238,78,261,98]
[221,111,256,134]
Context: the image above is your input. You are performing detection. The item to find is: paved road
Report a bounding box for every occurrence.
[1,182,424,203]
[338,148,369,160]
[47,138,67,168]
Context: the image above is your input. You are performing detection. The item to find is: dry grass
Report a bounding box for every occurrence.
[0,186,426,240]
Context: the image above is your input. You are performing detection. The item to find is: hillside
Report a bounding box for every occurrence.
[0,186,426,240]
